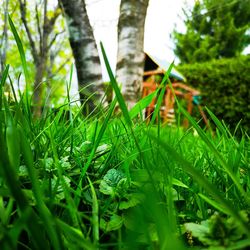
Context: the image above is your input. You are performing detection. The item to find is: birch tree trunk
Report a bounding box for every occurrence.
[116,0,149,109]
[60,0,104,112]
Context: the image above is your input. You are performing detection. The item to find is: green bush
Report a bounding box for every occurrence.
[178,56,250,133]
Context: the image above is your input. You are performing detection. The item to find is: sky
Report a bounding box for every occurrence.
[85,0,195,80]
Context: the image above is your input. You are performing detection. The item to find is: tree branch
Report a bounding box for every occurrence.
[35,3,43,53]
[49,37,66,59]
[18,0,38,62]
[47,5,61,33]
[53,57,71,76]
[0,0,9,72]
[47,30,65,51]
[42,3,61,55]
[41,0,48,55]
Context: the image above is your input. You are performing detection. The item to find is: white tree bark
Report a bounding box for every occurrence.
[116,0,149,109]
[60,0,104,112]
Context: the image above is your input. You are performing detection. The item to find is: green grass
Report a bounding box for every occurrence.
[0,18,249,250]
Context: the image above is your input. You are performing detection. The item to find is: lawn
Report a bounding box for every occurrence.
[0,24,249,250]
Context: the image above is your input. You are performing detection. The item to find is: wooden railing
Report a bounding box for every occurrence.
[142,81,204,127]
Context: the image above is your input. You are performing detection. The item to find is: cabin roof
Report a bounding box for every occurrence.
[144,52,186,81]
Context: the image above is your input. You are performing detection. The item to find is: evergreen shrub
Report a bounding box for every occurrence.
[178,56,250,133]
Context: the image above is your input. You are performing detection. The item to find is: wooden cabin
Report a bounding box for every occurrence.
[143,53,207,127]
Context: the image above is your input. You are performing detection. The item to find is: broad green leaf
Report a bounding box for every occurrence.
[100,214,124,232]
[185,221,210,242]
[99,168,127,197]
[119,193,144,210]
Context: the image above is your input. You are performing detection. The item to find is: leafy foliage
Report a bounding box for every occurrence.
[178,55,250,133]
[172,0,250,63]
[185,211,250,248]
[2,0,72,106]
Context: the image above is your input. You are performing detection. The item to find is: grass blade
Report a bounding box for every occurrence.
[0,65,9,109]
[100,42,132,127]
[88,177,99,246]
[56,219,94,249]
[129,91,157,119]
[150,62,174,125]
[177,103,248,203]
[149,133,250,236]
[8,15,29,85]
[80,98,117,179]
[19,128,63,249]
[206,107,228,138]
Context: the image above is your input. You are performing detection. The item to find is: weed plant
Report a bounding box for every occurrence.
[0,18,249,250]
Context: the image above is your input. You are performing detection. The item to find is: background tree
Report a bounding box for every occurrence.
[60,0,105,113]
[116,0,149,109]
[0,0,10,75]
[45,31,72,107]
[172,0,250,64]
[18,0,62,116]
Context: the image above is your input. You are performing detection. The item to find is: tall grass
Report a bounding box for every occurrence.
[0,18,249,249]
